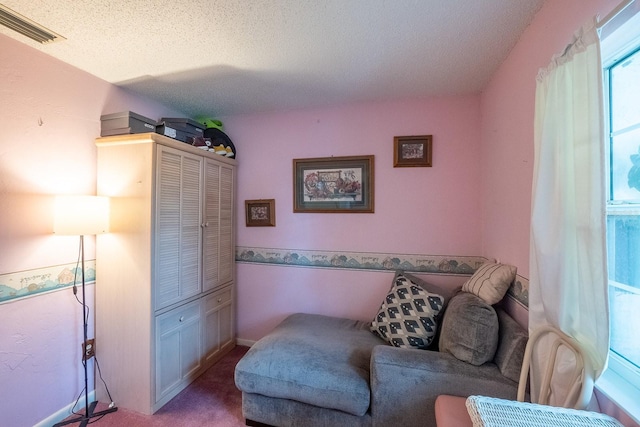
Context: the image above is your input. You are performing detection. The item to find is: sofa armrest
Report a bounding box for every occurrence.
[370,345,519,427]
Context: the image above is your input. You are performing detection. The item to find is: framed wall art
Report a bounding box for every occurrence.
[293,155,374,213]
[245,199,276,226]
[393,135,433,167]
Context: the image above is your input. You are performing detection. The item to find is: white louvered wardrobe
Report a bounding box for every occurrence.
[94,132,236,414]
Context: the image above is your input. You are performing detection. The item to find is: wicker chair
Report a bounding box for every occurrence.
[434,325,618,427]
[517,325,594,409]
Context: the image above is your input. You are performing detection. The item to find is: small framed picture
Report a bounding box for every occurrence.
[393,135,433,167]
[245,199,276,226]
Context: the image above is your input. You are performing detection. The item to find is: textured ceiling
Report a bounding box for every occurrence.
[1,0,545,118]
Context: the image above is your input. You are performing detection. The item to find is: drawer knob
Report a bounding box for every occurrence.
[179,316,184,322]
[217,298,222,303]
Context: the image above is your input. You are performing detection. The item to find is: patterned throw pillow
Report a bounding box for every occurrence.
[371,274,445,349]
[462,262,517,305]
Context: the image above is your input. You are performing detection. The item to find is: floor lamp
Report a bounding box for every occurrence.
[53,195,118,426]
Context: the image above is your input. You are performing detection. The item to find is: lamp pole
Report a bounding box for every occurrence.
[52,196,118,426]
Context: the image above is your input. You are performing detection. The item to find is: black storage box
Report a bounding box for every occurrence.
[158,117,205,135]
[100,111,156,136]
[156,123,192,142]
[156,118,205,143]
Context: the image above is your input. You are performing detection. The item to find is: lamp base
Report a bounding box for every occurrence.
[53,401,118,427]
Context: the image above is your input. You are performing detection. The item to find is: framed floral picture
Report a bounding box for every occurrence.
[293,155,374,213]
[245,199,276,226]
[393,135,433,167]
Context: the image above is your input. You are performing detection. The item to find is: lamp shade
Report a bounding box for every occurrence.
[54,195,110,235]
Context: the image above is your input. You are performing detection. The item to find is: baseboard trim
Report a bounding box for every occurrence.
[237,338,256,347]
[34,391,96,427]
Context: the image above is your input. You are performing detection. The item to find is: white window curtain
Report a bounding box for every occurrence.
[529,17,608,406]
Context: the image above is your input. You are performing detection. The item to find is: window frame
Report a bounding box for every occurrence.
[597,19,640,424]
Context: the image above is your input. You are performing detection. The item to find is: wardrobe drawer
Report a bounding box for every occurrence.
[157,300,200,332]
[204,287,232,311]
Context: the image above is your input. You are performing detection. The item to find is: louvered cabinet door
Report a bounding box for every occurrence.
[202,160,235,292]
[219,165,235,285]
[155,145,203,310]
[202,160,220,292]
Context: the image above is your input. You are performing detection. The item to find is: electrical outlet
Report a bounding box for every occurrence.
[83,338,95,360]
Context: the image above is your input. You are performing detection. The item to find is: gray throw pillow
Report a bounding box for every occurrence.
[494,308,528,382]
[438,291,499,365]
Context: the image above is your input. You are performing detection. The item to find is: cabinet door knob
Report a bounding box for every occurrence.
[179,316,184,322]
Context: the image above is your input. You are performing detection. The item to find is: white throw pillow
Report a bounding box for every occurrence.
[462,262,516,305]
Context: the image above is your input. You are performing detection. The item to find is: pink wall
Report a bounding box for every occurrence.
[0,34,183,427]
[480,0,637,425]
[480,0,620,279]
[2,0,637,424]
[222,97,483,340]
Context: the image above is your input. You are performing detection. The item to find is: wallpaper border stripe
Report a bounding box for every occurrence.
[236,246,529,307]
[0,260,96,305]
[2,248,529,308]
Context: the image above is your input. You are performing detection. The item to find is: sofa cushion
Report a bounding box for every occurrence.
[234,313,385,417]
[370,273,445,349]
[438,292,499,365]
[462,262,516,305]
[494,308,528,382]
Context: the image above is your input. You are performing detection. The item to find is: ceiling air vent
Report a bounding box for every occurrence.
[0,4,65,44]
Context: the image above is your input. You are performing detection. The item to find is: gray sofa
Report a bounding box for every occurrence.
[235,273,528,427]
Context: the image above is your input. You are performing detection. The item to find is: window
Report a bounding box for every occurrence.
[602,11,640,410]
[606,46,640,385]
